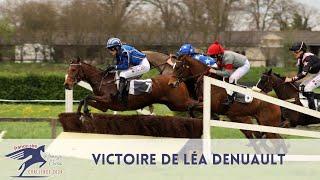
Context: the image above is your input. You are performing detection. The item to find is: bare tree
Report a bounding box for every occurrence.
[97,0,143,35]
[241,0,277,31]
[144,0,185,31]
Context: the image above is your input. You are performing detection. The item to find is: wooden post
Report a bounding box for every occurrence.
[203,76,211,160]
[65,75,73,112]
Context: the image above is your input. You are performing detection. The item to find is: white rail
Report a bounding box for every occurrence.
[203,76,320,139]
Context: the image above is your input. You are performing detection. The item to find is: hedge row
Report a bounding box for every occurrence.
[0,74,91,100]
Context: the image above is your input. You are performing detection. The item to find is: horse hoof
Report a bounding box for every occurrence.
[80,114,92,123]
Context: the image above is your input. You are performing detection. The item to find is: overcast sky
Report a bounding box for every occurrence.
[296,0,320,9]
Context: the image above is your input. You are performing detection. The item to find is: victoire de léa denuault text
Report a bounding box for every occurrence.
[92,153,285,166]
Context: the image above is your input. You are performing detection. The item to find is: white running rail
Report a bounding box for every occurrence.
[203,76,320,139]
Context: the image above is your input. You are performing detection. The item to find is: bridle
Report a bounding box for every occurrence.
[258,74,299,93]
[174,59,210,85]
[69,63,85,84]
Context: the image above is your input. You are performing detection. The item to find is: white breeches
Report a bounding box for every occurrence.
[119,58,150,79]
[301,72,320,92]
[229,59,250,83]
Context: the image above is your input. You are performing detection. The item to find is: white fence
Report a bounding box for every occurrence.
[202,76,320,139]
[65,78,153,115]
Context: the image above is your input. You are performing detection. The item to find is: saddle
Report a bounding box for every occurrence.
[225,84,253,104]
[115,73,152,96]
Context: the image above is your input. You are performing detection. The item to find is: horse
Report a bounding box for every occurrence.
[64,58,202,117]
[144,50,199,100]
[256,69,320,127]
[172,55,283,140]
[143,51,174,75]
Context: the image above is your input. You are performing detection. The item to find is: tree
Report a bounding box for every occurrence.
[272,0,295,31]
[143,0,185,31]
[242,0,277,31]
[0,18,14,43]
[97,0,143,35]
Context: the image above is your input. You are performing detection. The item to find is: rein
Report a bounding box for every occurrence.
[151,62,170,74]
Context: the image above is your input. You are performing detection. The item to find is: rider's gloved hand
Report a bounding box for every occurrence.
[104,65,116,74]
[284,77,293,83]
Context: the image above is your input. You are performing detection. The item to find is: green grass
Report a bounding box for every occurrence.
[0,103,173,118]
[239,66,296,84]
[0,62,69,76]
[0,122,63,139]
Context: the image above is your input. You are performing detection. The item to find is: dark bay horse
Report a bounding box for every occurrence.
[173,55,283,139]
[256,69,320,127]
[64,58,202,117]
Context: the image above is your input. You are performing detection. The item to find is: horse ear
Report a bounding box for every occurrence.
[76,56,81,63]
[267,68,272,75]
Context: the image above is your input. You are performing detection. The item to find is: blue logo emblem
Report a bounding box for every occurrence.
[5,145,47,177]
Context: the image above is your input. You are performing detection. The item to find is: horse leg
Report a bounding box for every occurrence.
[148,105,155,115]
[255,107,286,153]
[263,133,287,154]
[228,115,262,153]
[83,95,91,115]
[83,95,109,115]
[186,99,203,118]
[77,99,84,114]
[86,100,108,112]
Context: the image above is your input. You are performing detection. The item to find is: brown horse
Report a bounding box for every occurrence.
[144,51,199,100]
[173,55,283,139]
[143,51,174,75]
[64,58,202,117]
[256,69,320,127]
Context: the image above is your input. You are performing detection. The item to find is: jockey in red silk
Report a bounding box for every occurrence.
[105,37,150,104]
[284,41,320,110]
[207,41,251,106]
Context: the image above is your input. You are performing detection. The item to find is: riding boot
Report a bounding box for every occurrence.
[118,77,126,105]
[223,93,236,106]
[304,92,316,110]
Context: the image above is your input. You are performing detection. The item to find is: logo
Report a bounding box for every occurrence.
[5,144,63,178]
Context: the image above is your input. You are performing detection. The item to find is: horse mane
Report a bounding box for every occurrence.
[78,61,115,80]
[183,55,208,69]
[270,71,300,88]
[273,73,285,80]
[181,55,223,80]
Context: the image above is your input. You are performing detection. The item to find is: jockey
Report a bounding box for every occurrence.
[167,43,217,68]
[105,37,150,104]
[284,41,320,110]
[207,41,251,106]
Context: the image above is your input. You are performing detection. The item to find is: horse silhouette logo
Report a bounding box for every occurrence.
[5,145,47,177]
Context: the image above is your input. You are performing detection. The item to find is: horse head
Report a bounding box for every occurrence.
[64,57,86,90]
[256,69,298,95]
[173,55,193,80]
[64,57,110,90]
[256,69,280,93]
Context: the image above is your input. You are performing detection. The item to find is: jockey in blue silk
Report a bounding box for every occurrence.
[167,43,217,68]
[105,37,150,104]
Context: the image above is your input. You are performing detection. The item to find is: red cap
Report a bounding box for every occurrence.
[207,41,224,56]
